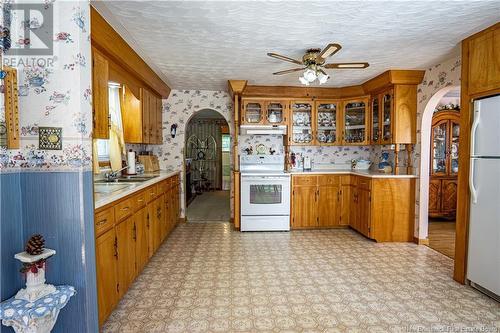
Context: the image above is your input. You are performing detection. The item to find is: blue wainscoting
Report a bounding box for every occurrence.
[0,173,25,303]
[0,171,98,333]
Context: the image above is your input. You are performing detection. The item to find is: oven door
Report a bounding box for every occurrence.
[240,175,290,216]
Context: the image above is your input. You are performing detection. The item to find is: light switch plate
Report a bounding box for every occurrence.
[39,127,62,150]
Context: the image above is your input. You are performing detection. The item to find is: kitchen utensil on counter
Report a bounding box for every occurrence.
[352,159,372,170]
[303,156,312,171]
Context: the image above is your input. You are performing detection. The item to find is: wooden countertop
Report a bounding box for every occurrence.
[94,170,180,209]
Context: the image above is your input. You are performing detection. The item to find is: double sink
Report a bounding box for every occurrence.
[94,175,159,194]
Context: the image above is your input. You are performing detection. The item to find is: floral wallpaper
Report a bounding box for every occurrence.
[152,89,233,217]
[0,1,91,172]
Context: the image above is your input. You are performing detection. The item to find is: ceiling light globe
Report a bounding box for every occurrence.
[299,76,309,85]
[303,69,317,82]
[318,72,329,85]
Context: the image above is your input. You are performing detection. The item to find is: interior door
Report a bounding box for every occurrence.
[292,185,317,228]
[318,185,340,227]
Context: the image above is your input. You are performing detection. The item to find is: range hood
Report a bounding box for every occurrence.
[239,124,287,135]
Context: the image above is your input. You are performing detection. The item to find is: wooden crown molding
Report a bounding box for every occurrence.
[228,80,247,98]
[233,70,425,99]
[90,6,171,98]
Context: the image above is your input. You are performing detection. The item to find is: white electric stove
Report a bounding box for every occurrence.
[240,155,290,231]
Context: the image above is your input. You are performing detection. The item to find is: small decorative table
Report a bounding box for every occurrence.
[0,285,76,333]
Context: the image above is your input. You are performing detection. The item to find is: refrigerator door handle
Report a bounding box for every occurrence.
[469,158,478,204]
[471,101,481,157]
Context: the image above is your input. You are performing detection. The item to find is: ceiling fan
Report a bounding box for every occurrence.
[267,43,369,85]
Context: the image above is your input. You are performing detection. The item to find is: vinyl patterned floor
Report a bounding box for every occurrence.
[102,223,500,333]
[186,191,230,222]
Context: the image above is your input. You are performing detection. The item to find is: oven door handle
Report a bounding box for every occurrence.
[242,176,290,181]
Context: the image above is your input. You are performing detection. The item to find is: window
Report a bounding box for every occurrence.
[222,134,230,152]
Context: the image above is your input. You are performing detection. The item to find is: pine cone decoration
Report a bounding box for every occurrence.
[25,234,45,255]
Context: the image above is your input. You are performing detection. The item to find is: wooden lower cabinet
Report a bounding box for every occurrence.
[318,184,341,227]
[291,175,342,229]
[95,174,180,326]
[116,216,136,298]
[291,185,318,228]
[291,174,415,242]
[95,228,118,326]
[134,206,149,274]
[429,177,457,219]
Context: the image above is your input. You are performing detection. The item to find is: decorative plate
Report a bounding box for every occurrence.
[256,144,267,155]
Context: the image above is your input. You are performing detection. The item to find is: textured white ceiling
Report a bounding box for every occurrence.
[95,1,500,91]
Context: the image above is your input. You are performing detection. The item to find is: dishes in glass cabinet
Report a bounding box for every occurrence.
[293,104,312,112]
[293,112,311,126]
[293,133,312,143]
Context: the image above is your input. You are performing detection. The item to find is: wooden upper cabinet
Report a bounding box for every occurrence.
[341,97,369,145]
[265,100,288,125]
[468,27,500,96]
[92,47,110,139]
[241,99,264,124]
[315,100,340,145]
[121,87,162,144]
[369,85,417,145]
[370,95,380,144]
[381,90,394,144]
[289,100,314,145]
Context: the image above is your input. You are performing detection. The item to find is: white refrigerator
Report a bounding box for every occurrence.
[467,94,500,301]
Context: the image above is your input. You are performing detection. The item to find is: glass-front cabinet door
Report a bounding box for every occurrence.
[450,120,460,175]
[290,100,313,145]
[381,91,393,144]
[316,100,339,145]
[241,99,263,124]
[342,98,369,145]
[431,120,448,176]
[265,101,287,125]
[371,96,380,144]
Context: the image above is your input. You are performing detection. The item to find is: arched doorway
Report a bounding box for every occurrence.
[184,109,231,222]
[419,85,460,258]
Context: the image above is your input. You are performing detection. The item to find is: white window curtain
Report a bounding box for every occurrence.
[108,85,125,171]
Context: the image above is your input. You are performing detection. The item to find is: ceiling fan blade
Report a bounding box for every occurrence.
[272,68,305,75]
[324,62,370,69]
[267,52,303,65]
[318,43,342,59]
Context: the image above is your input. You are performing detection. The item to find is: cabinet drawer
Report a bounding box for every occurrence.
[292,175,318,186]
[132,191,147,210]
[146,184,158,202]
[318,175,341,186]
[171,175,179,189]
[114,198,133,222]
[340,175,352,186]
[357,177,371,190]
[158,180,168,194]
[95,207,115,237]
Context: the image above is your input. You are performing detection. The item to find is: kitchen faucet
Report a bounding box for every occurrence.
[104,165,128,182]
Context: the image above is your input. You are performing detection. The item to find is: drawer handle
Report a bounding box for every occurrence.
[137,199,144,202]
[120,206,130,211]
[96,219,107,226]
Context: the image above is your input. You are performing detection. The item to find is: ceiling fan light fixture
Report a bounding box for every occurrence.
[303,69,317,82]
[299,76,310,86]
[318,72,329,85]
